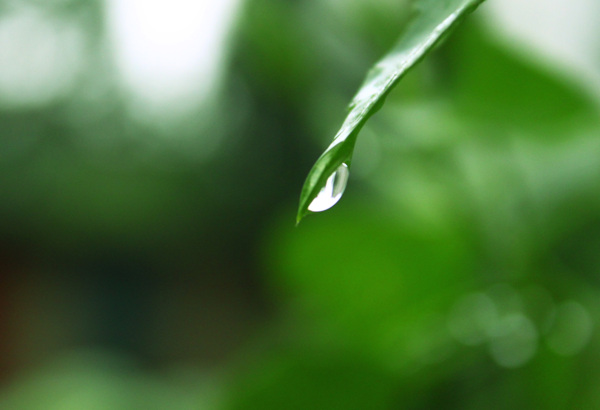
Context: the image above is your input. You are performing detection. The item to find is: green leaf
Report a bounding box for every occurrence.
[296,0,487,223]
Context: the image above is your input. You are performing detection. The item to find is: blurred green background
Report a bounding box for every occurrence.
[1,0,600,408]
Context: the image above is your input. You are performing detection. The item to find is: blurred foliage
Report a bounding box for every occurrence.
[0,0,600,409]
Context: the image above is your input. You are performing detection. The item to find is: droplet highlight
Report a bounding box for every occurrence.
[308,163,349,212]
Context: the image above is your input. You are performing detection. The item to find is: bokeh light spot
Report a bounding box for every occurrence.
[488,313,538,368]
[546,301,594,356]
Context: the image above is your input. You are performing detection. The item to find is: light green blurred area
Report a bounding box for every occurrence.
[1,0,600,409]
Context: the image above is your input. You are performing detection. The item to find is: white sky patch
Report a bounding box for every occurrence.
[105,0,243,120]
[484,0,600,97]
[0,9,84,108]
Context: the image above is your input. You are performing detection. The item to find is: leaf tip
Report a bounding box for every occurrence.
[295,207,307,226]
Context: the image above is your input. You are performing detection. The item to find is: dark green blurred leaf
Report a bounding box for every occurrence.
[297,0,487,223]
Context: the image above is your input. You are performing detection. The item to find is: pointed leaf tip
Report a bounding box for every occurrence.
[296,0,487,221]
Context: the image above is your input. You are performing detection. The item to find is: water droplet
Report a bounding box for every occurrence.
[308,163,349,212]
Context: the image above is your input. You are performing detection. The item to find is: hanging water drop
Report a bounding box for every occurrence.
[308,163,349,212]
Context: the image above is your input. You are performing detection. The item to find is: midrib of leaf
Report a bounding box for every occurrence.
[297,0,487,223]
